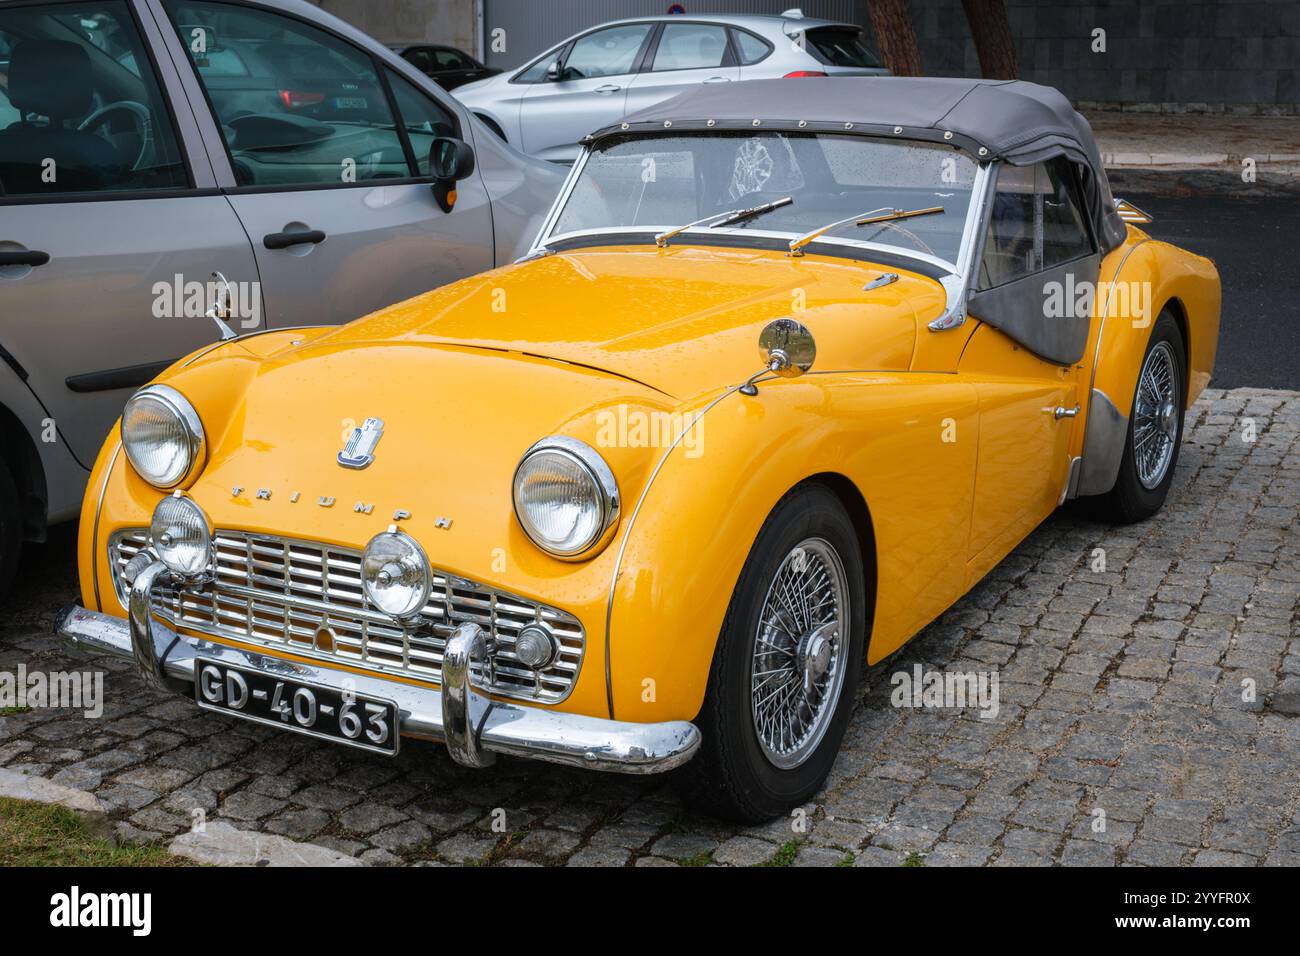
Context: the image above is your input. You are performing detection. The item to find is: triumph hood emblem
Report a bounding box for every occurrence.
[338,417,384,469]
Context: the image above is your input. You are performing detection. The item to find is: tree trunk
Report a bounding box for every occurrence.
[867,0,924,77]
[961,0,1020,79]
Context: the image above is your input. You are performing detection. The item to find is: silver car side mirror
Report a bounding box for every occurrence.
[546,60,563,82]
[741,318,816,396]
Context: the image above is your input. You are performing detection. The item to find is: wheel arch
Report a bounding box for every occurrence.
[800,472,878,659]
[1160,295,1193,404]
[0,400,49,542]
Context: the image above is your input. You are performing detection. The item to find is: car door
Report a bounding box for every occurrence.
[0,0,259,468]
[155,0,494,328]
[960,160,1098,581]
[623,22,739,119]
[519,22,654,163]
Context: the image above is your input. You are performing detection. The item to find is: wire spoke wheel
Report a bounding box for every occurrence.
[1132,340,1180,489]
[749,537,849,770]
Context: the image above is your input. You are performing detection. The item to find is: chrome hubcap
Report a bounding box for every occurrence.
[750,538,849,770]
[1133,341,1180,490]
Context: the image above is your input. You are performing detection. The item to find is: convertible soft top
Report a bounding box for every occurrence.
[589,76,1127,256]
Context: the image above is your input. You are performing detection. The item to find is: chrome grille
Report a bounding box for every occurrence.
[110,529,584,704]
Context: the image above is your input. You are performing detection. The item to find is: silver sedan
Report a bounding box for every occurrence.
[455,12,889,163]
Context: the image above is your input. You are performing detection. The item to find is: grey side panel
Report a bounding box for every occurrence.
[468,116,567,262]
[0,365,88,526]
[1076,387,1129,497]
[967,253,1100,367]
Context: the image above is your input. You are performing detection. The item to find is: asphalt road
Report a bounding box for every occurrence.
[1108,169,1300,391]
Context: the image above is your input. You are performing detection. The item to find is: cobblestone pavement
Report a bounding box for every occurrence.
[1,387,1296,867]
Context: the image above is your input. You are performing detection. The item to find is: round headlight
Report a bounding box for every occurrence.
[512,437,619,558]
[150,493,212,577]
[361,529,431,620]
[121,385,205,489]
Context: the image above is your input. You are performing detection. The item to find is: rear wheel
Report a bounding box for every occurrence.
[682,484,866,822]
[1089,310,1187,523]
[0,458,21,601]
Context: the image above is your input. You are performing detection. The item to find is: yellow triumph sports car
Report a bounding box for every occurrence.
[58,78,1220,821]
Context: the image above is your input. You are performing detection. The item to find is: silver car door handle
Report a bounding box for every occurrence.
[1052,404,1080,420]
[704,76,732,83]
[594,84,621,94]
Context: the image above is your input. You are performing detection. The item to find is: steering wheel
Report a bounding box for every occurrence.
[78,100,153,171]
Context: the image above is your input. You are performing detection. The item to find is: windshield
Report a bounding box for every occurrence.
[550,132,978,266]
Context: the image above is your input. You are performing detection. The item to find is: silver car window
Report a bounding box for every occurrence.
[652,23,728,72]
[165,0,413,187]
[562,23,651,79]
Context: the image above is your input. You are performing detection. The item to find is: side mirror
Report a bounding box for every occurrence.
[546,60,563,82]
[741,318,816,395]
[428,136,475,213]
[759,317,816,377]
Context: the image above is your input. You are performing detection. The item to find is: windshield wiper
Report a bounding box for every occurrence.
[788,205,945,257]
[655,196,794,248]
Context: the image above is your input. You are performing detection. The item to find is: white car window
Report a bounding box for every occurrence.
[563,24,651,79]
[652,23,727,71]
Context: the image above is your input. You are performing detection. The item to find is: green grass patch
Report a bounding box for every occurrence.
[765,839,800,867]
[0,797,182,867]
[902,851,926,867]
[0,706,31,716]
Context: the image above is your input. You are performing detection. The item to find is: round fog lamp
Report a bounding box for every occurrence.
[514,624,557,669]
[150,493,212,577]
[361,528,431,620]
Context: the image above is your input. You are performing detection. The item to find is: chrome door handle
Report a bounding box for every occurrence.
[594,84,621,94]
[704,76,732,83]
[1053,404,1080,420]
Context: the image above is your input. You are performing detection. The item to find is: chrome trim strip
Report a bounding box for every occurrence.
[91,442,123,612]
[1087,238,1151,399]
[54,604,700,774]
[929,161,995,331]
[531,147,590,254]
[542,224,960,276]
[180,326,322,369]
[604,385,743,719]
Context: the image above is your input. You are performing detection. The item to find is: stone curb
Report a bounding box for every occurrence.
[1103,150,1300,168]
[169,821,366,866]
[0,767,114,842]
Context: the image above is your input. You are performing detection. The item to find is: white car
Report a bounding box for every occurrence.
[455,10,889,163]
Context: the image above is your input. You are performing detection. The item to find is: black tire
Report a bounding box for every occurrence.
[0,458,21,601]
[681,483,867,823]
[1089,309,1188,524]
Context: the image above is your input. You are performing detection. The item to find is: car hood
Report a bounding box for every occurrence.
[312,243,942,400]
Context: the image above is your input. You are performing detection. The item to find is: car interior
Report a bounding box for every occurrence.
[0,4,187,196]
[167,2,454,186]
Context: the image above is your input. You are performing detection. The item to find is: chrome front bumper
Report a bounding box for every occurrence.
[55,562,700,775]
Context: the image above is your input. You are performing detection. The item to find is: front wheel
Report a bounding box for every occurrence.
[1089,310,1187,524]
[682,484,866,822]
[0,458,21,601]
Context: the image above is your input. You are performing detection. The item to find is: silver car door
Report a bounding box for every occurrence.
[519,22,654,163]
[623,21,739,119]
[155,0,493,328]
[0,0,260,468]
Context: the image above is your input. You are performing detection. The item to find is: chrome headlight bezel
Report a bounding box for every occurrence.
[512,436,620,560]
[149,492,213,578]
[361,528,433,621]
[120,384,206,490]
